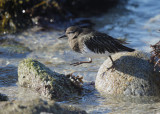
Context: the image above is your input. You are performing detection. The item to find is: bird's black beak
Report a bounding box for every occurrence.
[58,35,67,39]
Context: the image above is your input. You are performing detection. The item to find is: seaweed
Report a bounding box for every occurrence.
[150,41,160,72]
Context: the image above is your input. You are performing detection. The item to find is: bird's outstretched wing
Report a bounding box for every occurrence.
[84,32,134,54]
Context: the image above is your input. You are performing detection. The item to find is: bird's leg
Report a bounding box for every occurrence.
[107,55,115,71]
[154,59,160,71]
[70,58,92,66]
[109,55,115,65]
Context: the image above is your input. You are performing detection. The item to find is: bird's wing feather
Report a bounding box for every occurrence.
[83,32,131,54]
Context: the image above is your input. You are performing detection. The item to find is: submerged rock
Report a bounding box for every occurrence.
[0,93,8,101]
[18,59,81,101]
[0,98,86,114]
[0,38,31,55]
[95,51,160,96]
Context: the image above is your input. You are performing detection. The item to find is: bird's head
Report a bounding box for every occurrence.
[58,26,82,39]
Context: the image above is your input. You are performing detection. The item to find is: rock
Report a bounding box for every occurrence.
[0,38,31,55]
[0,98,86,114]
[95,51,160,96]
[0,93,8,101]
[18,59,81,101]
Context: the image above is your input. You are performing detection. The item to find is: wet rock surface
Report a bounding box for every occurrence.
[18,58,81,101]
[95,51,160,96]
[0,98,86,114]
[0,93,8,101]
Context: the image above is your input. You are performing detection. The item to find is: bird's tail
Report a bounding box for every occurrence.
[121,45,135,52]
[115,38,135,52]
[126,47,135,52]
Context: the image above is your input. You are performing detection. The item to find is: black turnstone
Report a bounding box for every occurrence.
[59,26,135,66]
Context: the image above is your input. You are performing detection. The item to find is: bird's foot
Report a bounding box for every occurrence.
[70,59,92,66]
[107,64,116,72]
[70,62,83,66]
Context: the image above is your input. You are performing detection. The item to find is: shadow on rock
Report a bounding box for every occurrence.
[114,55,156,80]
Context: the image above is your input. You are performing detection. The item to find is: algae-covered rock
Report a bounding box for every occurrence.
[0,93,8,101]
[18,59,81,101]
[95,51,160,96]
[0,98,86,114]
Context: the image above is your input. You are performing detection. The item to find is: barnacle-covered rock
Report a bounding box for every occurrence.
[95,51,160,96]
[18,58,82,101]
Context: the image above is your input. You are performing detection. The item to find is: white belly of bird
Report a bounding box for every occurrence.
[82,45,113,58]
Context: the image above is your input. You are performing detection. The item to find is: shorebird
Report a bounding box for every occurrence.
[58,26,135,67]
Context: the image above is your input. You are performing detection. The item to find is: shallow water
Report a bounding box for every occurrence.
[0,0,160,113]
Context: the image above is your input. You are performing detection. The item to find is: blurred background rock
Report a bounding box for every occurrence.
[0,0,120,35]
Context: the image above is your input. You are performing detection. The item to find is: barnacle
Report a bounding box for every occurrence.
[66,73,83,88]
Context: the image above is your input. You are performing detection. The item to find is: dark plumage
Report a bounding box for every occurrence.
[59,26,135,66]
